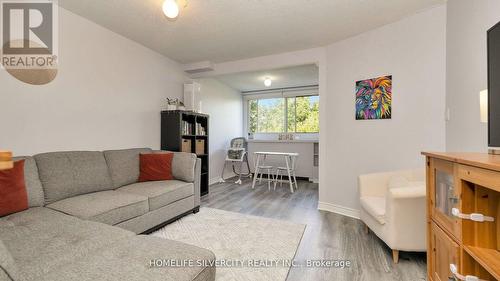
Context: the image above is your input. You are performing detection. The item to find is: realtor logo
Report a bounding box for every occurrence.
[1,0,58,85]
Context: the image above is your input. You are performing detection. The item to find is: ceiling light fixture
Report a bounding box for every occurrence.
[264,77,272,87]
[163,0,180,19]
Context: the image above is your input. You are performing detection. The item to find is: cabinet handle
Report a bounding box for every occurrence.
[451,208,495,222]
[450,264,488,281]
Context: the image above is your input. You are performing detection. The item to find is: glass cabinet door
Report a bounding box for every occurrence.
[430,159,461,240]
[435,170,458,218]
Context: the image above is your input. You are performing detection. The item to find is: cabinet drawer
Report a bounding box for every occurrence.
[458,164,500,193]
[430,222,460,281]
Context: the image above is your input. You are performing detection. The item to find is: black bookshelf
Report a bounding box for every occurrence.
[161,110,209,196]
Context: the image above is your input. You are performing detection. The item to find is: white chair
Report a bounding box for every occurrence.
[274,154,298,190]
[255,155,274,190]
[358,168,426,263]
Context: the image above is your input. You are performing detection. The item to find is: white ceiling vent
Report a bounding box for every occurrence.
[183,61,214,74]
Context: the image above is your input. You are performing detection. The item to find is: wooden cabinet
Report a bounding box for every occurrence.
[430,222,460,281]
[424,152,500,281]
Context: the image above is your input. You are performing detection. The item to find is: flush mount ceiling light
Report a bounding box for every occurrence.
[163,0,180,19]
[264,77,272,87]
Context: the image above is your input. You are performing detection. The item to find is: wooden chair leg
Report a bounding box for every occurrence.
[392,249,399,264]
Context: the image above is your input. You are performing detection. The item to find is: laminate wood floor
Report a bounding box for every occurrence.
[202,178,427,281]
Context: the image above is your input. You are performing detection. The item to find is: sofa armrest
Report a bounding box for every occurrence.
[358,172,392,197]
[388,186,426,199]
[358,168,425,198]
[193,158,201,207]
[384,187,427,250]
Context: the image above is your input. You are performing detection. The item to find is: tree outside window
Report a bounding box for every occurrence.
[248,95,319,133]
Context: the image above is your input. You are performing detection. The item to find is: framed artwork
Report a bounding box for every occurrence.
[355,75,392,120]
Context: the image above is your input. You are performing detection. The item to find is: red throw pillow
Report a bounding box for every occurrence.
[0,160,28,217]
[139,153,174,182]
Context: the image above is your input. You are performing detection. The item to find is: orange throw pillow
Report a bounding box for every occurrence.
[138,153,174,182]
[0,160,28,217]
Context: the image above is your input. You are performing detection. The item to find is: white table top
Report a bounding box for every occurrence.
[254,151,299,156]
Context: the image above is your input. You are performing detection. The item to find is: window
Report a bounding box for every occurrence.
[248,94,319,133]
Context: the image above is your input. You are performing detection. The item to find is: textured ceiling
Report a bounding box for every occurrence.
[214,64,318,92]
[59,0,445,64]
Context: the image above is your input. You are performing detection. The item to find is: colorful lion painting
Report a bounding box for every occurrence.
[355,75,392,120]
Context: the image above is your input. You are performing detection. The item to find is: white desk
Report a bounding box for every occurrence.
[251,151,299,192]
[248,141,318,181]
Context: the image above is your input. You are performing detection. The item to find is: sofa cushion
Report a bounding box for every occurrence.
[37,236,216,281]
[172,153,197,182]
[13,156,44,207]
[360,196,386,225]
[35,151,113,204]
[0,207,135,281]
[0,239,18,281]
[139,153,174,182]
[118,180,194,211]
[116,196,194,234]
[104,148,152,188]
[0,160,28,217]
[47,191,149,225]
[154,151,197,182]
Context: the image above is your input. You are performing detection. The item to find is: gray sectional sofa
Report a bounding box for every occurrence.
[0,148,216,281]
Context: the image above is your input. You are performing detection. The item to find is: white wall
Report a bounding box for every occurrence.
[320,5,447,217]
[445,0,500,152]
[195,78,243,182]
[0,7,186,156]
[191,47,328,188]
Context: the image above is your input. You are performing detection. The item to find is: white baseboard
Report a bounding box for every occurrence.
[210,172,240,186]
[209,177,222,185]
[317,201,360,220]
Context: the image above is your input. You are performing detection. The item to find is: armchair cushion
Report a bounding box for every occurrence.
[360,196,386,225]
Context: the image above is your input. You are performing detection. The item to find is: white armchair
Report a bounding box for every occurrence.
[358,169,426,263]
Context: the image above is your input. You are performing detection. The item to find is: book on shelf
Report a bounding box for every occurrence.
[195,123,206,136]
[182,121,193,135]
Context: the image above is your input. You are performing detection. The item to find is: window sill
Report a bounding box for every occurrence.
[247,139,318,143]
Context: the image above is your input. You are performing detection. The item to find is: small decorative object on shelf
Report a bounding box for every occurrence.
[0,150,14,170]
[166,98,186,111]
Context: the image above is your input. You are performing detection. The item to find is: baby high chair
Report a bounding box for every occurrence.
[219,137,252,184]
